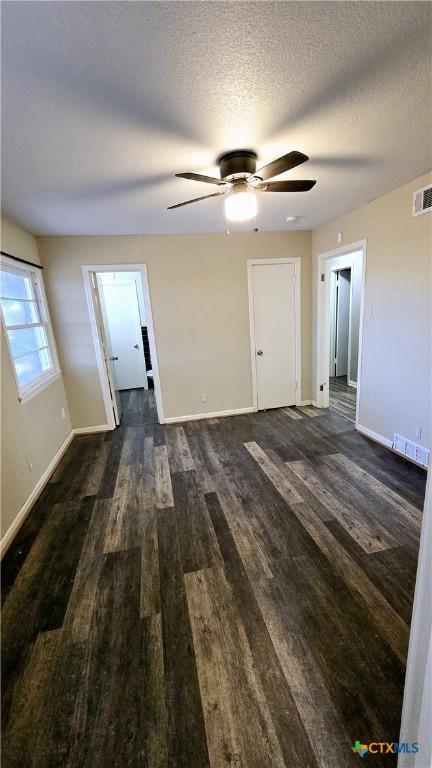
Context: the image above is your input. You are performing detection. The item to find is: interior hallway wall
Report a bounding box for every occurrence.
[38,231,312,427]
[313,171,432,450]
[1,215,71,541]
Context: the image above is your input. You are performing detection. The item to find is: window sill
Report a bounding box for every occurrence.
[19,370,62,406]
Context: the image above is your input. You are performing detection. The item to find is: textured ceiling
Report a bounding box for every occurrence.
[2,1,431,235]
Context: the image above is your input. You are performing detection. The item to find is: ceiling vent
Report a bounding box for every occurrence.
[412,184,432,217]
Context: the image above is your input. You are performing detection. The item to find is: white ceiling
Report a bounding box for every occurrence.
[2,1,431,235]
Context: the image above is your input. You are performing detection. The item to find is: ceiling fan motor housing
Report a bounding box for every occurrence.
[218,150,257,181]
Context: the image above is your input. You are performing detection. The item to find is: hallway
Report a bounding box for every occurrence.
[329,376,357,422]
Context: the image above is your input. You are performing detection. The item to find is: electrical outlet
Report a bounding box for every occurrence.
[415,425,422,439]
[27,457,33,472]
[201,394,207,403]
[61,406,66,419]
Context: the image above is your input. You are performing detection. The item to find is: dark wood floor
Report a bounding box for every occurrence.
[330,375,357,422]
[2,389,426,768]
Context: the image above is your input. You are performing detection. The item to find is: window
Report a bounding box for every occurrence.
[0,258,60,404]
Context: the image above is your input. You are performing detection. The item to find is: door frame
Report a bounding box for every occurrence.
[82,263,165,427]
[329,263,354,384]
[315,239,367,427]
[247,257,302,410]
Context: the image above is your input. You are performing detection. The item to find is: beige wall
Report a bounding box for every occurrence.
[1,215,72,540]
[37,232,312,427]
[313,171,432,449]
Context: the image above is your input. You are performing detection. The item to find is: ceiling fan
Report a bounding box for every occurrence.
[168,150,316,221]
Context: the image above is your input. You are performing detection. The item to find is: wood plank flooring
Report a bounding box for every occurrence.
[330,376,357,422]
[2,388,426,768]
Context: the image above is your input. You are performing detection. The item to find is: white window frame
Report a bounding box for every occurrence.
[0,255,61,405]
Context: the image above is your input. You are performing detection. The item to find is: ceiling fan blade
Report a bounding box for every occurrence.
[175,172,226,186]
[167,191,224,210]
[252,151,309,181]
[254,180,316,192]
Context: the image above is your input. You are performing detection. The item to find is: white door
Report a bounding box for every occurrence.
[98,281,147,391]
[335,268,351,377]
[91,276,122,426]
[251,262,297,410]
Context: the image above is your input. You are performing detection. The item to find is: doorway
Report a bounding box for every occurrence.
[248,258,301,410]
[315,241,366,426]
[83,264,164,428]
[329,266,356,421]
[330,267,351,379]
[97,272,148,392]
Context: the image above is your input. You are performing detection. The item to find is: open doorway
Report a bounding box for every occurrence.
[315,241,366,426]
[83,264,164,428]
[328,265,357,421]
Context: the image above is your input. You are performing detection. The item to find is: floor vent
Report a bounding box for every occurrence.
[393,433,430,467]
[412,184,432,217]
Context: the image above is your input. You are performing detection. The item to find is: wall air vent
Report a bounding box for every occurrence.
[393,433,430,468]
[412,184,432,217]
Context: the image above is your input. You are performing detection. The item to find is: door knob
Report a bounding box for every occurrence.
[256,349,263,356]
[134,344,139,349]
[109,356,118,361]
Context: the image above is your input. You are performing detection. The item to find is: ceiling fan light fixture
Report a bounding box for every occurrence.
[169,149,314,213]
[225,189,257,222]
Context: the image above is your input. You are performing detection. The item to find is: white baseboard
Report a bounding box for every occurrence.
[348,379,358,389]
[356,423,393,449]
[0,431,74,558]
[164,406,255,424]
[1,423,113,558]
[73,424,112,435]
[165,402,314,424]
[356,423,429,468]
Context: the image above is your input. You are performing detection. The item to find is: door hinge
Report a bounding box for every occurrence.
[320,384,324,391]
[320,273,325,282]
